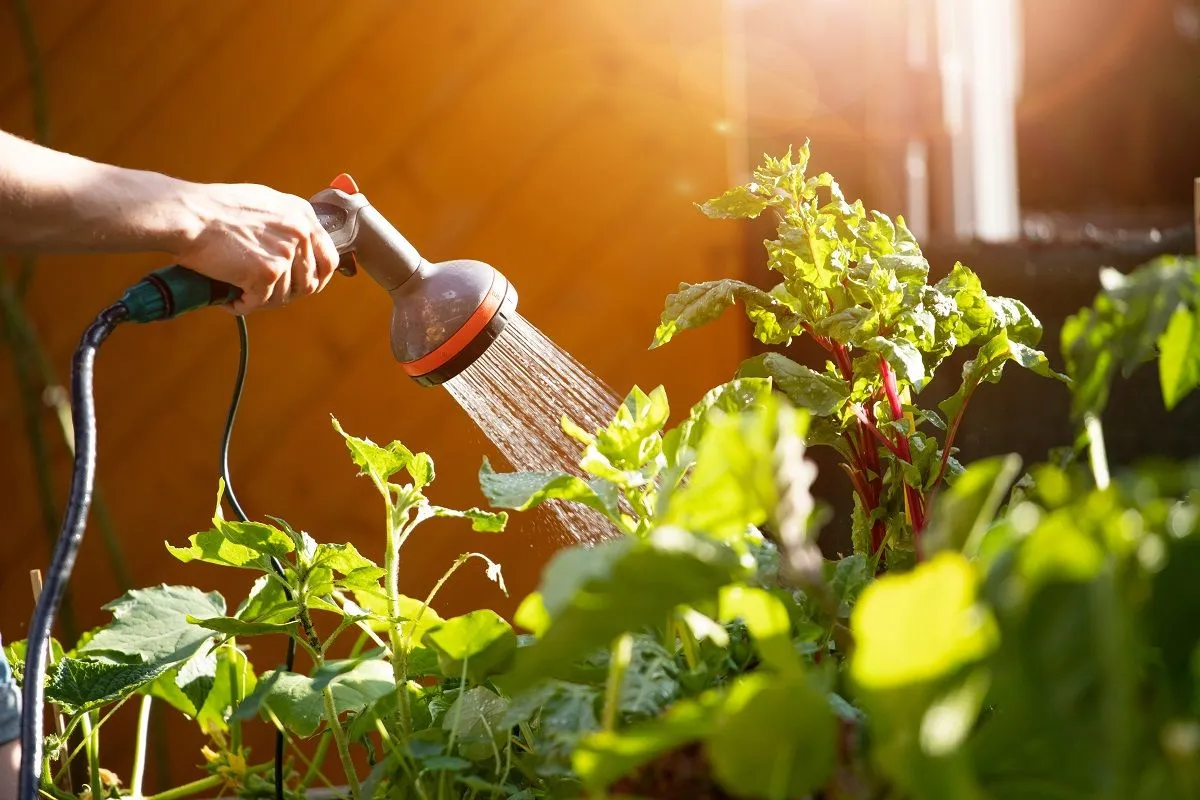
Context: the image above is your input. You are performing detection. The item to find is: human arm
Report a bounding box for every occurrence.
[0,129,338,314]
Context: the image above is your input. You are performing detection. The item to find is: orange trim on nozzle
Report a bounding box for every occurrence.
[400,274,506,378]
[330,173,360,195]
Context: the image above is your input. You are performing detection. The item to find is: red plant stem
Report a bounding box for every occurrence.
[876,356,927,534]
[853,406,906,460]
[932,387,975,492]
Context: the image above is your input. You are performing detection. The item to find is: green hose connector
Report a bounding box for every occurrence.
[120,265,239,323]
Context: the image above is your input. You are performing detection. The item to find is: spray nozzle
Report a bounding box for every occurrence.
[119,174,518,386]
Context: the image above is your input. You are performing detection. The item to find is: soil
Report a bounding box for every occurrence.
[603,743,737,800]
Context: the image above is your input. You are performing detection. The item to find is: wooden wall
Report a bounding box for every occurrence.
[0,0,744,787]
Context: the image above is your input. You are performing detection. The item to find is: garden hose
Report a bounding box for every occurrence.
[17,266,260,800]
[218,315,295,800]
[18,302,128,800]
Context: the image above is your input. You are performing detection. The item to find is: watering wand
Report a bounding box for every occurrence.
[18,175,520,800]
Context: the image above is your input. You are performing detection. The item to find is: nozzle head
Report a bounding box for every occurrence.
[390,259,518,386]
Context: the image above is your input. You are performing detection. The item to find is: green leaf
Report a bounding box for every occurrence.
[718,585,801,675]
[663,395,808,540]
[237,659,395,737]
[1062,256,1200,420]
[923,455,1023,557]
[332,415,433,495]
[851,552,997,690]
[503,528,743,690]
[738,353,848,416]
[864,336,927,389]
[46,658,168,712]
[940,330,1067,423]
[79,585,226,666]
[1158,305,1200,410]
[698,184,771,220]
[829,554,871,616]
[651,280,803,349]
[663,378,773,473]
[574,690,722,791]
[421,610,517,684]
[479,457,616,518]
[592,386,670,468]
[189,615,296,639]
[814,306,879,347]
[310,542,384,585]
[987,295,1043,347]
[443,686,509,762]
[426,505,508,533]
[707,673,836,800]
[150,644,257,735]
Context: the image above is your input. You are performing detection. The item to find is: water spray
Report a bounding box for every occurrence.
[17,175,520,800]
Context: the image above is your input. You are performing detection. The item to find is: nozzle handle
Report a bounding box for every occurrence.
[120,265,239,323]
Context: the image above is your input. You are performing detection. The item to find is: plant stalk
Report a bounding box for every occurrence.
[81,711,102,799]
[385,508,413,735]
[1085,412,1111,490]
[295,601,359,799]
[602,633,634,731]
[130,694,153,798]
[321,686,361,799]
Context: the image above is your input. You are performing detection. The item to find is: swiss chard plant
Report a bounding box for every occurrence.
[649,142,1066,566]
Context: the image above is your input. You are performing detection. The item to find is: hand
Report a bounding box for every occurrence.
[170,183,339,315]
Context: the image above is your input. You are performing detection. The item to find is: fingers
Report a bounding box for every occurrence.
[306,204,340,293]
[229,269,272,315]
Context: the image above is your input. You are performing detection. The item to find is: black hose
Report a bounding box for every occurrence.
[219,315,294,800]
[19,303,129,800]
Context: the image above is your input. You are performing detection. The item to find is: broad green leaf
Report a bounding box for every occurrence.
[651,280,803,349]
[574,690,722,791]
[502,528,743,690]
[46,658,168,712]
[707,673,836,800]
[150,644,257,735]
[737,353,848,416]
[864,336,927,390]
[814,306,879,347]
[332,415,432,495]
[829,554,871,617]
[851,552,997,689]
[1158,305,1200,411]
[663,378,773,473]
[592,385,670,469]
[923,454,1023,557]
[167,529,276,572]
[422,610,517,684]
[443,686,509,762]
[311,542,384,586]
[940,330,1067,423]
[698,183,771,220]
[663,395,808,540]
[1062,256,1200,420]
[79,585,225,665]
[237,659,395,737]
[935,262,994,345]
[987,296,1042,347]
[479,457,616,518]
[718,585,801,675]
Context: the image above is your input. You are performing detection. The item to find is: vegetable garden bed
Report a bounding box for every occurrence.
[12,145,1200,800]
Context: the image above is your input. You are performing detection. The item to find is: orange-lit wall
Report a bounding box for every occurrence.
[0,1,745,787]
